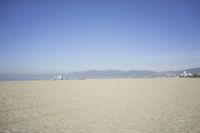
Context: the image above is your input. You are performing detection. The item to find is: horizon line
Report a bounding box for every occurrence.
[0,67,200,75]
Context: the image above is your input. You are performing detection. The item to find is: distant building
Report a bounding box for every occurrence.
[58,75,64,80]
[179,71,192,77]
[52,75,64,80]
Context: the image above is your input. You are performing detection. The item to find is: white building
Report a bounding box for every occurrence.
[52,75,64,80]
[58,75,64,80]
[179,71,192,77]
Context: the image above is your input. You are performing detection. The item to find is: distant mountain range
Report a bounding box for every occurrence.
[0,68,200,81]
[63,68,200,79]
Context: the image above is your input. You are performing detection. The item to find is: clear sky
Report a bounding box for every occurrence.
[0,0,200,74]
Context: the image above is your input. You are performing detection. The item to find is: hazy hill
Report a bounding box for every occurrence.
[64,68,200,79]
[64,70,158,79]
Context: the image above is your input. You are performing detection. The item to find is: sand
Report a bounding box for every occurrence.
[0,78,200,133]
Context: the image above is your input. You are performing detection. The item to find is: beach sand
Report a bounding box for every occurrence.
[0,78,200,133]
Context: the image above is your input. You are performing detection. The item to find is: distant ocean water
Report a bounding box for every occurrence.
[0,75,53,81]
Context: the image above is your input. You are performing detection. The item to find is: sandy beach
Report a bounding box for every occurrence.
[0,78,200,133]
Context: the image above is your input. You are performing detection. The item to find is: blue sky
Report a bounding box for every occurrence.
[0,0,200,74]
